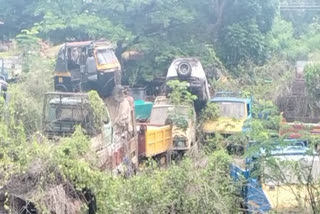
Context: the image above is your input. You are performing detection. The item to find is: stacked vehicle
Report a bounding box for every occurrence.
[45,41,138,173]
[46,46,209,171]
[166,58,210,102]
[54,41,121,96]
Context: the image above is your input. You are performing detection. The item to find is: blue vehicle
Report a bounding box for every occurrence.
[231,140,320,213]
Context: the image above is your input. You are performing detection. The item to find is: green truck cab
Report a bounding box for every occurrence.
[42,92,138,173]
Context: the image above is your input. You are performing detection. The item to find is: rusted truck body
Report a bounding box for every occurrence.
[42,92,138,173]
[103,93,138,173]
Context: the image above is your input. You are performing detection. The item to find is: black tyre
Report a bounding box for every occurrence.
[177,62,192,77]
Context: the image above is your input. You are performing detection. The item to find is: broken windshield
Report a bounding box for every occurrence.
[96,49,118,66]
[47,104,89,122]
[214,101,246,119]
[150,106,190,125]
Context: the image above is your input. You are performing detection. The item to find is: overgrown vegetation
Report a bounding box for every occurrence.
[2,0,320,213]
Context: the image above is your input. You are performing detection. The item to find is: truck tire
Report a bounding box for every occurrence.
[177,62,192,77]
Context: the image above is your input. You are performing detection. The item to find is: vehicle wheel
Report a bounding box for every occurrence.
[55,84,68,92]
[177,62,192,77]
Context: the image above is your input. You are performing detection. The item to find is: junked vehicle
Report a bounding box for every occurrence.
[166,58,210,102]
[149,96,196,157]
[231,140,320,213]
[54,41,121,97]
[202,92,252,140]
[42,92,98,137]
[42,92,138,172]
[138,124,173,164]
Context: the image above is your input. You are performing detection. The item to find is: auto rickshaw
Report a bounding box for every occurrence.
[54,41,121,97]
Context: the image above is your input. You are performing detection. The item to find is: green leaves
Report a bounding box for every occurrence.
[305,63,320,100]
[167,80,197,105]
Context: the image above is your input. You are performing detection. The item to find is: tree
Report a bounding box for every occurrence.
[215,0,279,66]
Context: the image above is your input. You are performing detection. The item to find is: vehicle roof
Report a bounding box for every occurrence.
[260,140,316,156]
[65,40,114,48]
[153,96,194,108]
[65,41,93,47]
[269,146,310,156]
[49,97,89,105]
[210,97,251,103]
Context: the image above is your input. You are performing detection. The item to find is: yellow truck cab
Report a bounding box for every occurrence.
[54,41,121,96]
[149,96,196,156]
[202,93,252,138]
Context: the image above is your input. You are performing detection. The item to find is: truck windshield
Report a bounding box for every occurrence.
[47,104,88,123]
[96,49,118,66]
[214,101,246,119]
[150,106,190,125]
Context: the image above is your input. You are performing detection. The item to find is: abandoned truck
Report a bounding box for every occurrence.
[166,58,210,102]
[54,41,121,97]
[148,96,196,158]
[137,124,173,164]
[202,92,252,140]
[42,91,138,172]
[231,140,320,213]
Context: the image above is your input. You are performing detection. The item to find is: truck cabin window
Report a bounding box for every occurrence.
[48,104,88,122]
[67,48,81,70]
[214,101,246,119]
[96,49,117,66]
